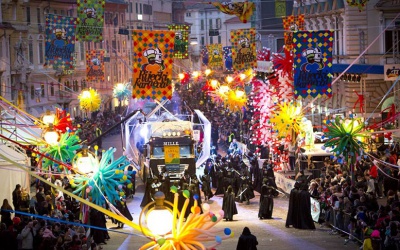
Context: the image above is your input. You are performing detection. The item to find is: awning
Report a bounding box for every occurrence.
[332,64,384,75]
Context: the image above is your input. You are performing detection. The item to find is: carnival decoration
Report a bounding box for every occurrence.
[38,130,80,172]
[293,30,334,99]
[207,44,224,70]
[275,0,286,17]
[132,30,175,100]
[113,82,132,102]
[269,102,304,138]
[323,116,366,165]
[71,147,133,206]
[45,14,77,72]
[221,46,232,72]
[53,108,75,133]
[231,28,257,71]
[168,24,189,59]
[211,1,254,23]
[78,88,102,112]
[201,46,209,66]
[139,188,232,250]
[282,15,305,51]
[347,0,368,12]
[86,50,105,82]
[76,0,104,42]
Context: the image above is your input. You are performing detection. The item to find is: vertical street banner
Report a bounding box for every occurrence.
[164,145,180,165]
[207,44,223,70]
[45,14,76,73]
[201,46,209,66]
[132,30,175,100]
[293,30,334,99]
[168,24,189,59]
[86,50,105,82]
[223,46,233,71]
[230,28,257,71]
[275,0,286,17]
[76,0,105,42]
[211,2,255,23]
[282,15,305,51]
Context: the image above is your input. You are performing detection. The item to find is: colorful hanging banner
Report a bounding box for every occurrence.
[168,24,189,59]
[230,28,257,71]
[275,0,286,17]
[207,44,223,70]
[223,46,233,71]
[132,30,175,100]
[293,30,334,99]
[201,46,209,66]
[76,0,104,42]
[211,2,255,23]
[45,14,77,73]
[283,15,305,51]
[86,50,105,82]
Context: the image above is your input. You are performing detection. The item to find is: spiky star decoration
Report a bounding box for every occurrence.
[113,82,132,102]
[70,147,134,206]
[323,116,366,164]
[38,130,81,172]
[269,101,303,138]
[78,88,102,112]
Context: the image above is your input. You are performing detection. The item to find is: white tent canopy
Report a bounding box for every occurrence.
[0,144,30,209]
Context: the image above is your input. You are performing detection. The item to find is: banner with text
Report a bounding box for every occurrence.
[86,50,105,82]
[164,145,180,165]
[76,0,104,42]
[293,30,334,99]
[282,15,305,51]
[223,46,233,71]
[45,14,76,73]
[168,24,189,59]
[207,44,223,70]
[132,30,175,100]
[230,28,257,71]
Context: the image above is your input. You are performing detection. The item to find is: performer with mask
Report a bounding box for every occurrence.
[222,185,237,221]
[259,178,277,219]
[200,168,214,202]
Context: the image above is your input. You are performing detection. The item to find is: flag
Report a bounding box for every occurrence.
[230,28,257,71]
[275,0,286,17]
[168,24,189,59]
[223,46,233,71]
[293,30,334,99]
[76,0,104,42]
[132,30,175,100]
[283,15,305,50]
[207,44,223,70]
[212,2,255,23]
[45,14,77,73]
[86,50,105,82]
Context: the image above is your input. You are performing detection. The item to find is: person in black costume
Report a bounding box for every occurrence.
[248,152,262,193]
[286,182,300,228]
[222,185,237,221]
[214,164,225,196]
[140,177,154,208]
[200,168,214,202]
[114,199,133,229]
[236,226,258,250]
[237,167,255,204]
[259,178,277,219]
[89,208,108,245]
[262,160,278,190]
[159,166,171,201]
[294,171,316,229]
[224,159,236,194]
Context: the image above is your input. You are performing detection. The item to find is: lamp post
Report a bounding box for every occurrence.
[43,123,59,145]
[41,110,56,125]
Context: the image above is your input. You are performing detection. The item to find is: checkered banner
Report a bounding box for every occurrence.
[293,30,334,99]
[45,14,77,73]
[132,30,175,100]
[207,44,223,70]
[223,46,233,71]
[283,15,305,51]
[86,50,105,82]
[76,0,104,42]
[230,28,257,71]
[168,24,189,59]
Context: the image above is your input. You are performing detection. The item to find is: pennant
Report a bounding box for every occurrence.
[223,46,233,71]
[201,46,209,66]
[86,50,105,82]
[168,24,189,59]
[230,28,257,71]
[45,14,77,73]
[132,30,175,100]
[275,0,286,17]
[283,15,305,51]
[212,2,255,23]
[207,44,223,70]
[76,0,105,42]
[293,30,334,99]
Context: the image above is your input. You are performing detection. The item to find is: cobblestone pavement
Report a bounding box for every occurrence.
[101,135,360,250]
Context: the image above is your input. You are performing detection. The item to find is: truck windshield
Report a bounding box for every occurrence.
[152,146,192,158]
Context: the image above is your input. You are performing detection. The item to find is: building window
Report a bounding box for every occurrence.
[50,83,54,96]
[216,18,221,29]
[37,8,41,24]
[73,80,78,91]
[209,19,213,29]
[201,20,204,30]
[28,36,34,64]
[136,3,138,14]
[41,84,45,97]
[201,36,205,46]
[385,30,400,54]
[143,4,152,15]
[0,39,2,58]
[81,80,86,89]
[210,37,213,44]
[218,36,221,44]
[129,3,133,13]
[65,81,70,92]
[186,12,191,17]
[140,4,142,14]
[31,85,34,100]
[38,35,44,64]
[26,7,31,25]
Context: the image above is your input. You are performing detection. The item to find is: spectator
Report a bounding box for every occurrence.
[20,221,35,250]
[236,227,258,250]
[12,184,22,214]
[1,199,13,228]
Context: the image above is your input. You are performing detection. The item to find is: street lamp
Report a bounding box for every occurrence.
[43,123,59,145]
[145,192,173,236]
[72,145,99,175]
[41,110,56,125]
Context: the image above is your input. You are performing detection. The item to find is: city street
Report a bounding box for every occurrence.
[102,134,359,250]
